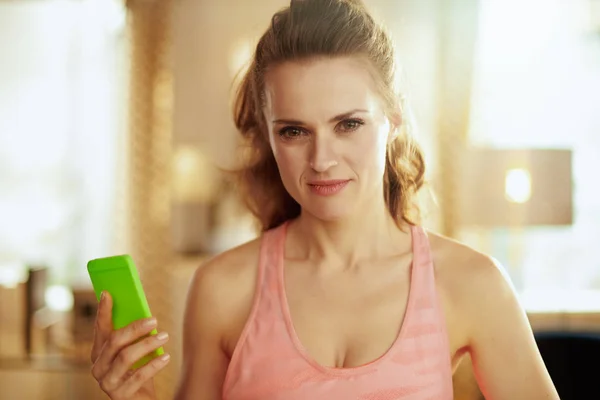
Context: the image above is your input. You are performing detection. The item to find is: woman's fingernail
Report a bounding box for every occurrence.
[100,291,106,302]
[144,318,157,328]
[156,332,169,341]
[159,354,170,363]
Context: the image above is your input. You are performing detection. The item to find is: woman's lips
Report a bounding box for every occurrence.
[307,180,350,196]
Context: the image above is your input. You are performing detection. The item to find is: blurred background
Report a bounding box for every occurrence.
[1,0,599,399]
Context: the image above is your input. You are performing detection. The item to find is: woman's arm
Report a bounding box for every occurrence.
[464,256,559,399]
[174,240,259,400]
[174,262,231,400]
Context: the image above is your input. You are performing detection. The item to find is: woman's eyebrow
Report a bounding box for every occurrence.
[272,109,368,125]
[328,109,369,122]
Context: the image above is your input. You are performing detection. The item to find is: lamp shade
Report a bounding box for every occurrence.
[456,148,573,227]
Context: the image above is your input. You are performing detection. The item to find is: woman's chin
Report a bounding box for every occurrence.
[301,204,355,223]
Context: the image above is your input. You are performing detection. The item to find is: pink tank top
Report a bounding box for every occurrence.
[222,222,454,400]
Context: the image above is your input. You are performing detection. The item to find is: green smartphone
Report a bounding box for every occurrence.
[87,254,164,369]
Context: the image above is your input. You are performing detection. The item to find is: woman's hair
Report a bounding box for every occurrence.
[232,0,425,232]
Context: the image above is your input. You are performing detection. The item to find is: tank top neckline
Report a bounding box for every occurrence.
[274,220,429,376]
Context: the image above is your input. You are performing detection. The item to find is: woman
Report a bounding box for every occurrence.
[90,0,559,399]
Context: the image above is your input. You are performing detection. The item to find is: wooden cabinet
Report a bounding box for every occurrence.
[0,284,26,358]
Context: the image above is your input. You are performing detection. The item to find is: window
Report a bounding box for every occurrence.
[0,0,127,291]
[463,0,600,310]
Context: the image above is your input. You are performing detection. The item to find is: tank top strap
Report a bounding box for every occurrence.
[409,225,435,292]
[392,225,444,340]
[257,221,288,295]
[222,221,291,397]
[403,225,452,372]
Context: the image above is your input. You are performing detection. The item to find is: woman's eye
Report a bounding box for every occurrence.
[278,127,305,139]
[337,118,364,133]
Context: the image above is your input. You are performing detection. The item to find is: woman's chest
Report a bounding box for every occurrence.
[286,270,411,369]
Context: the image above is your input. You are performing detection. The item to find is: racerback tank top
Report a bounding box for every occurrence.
[222,221,454,400]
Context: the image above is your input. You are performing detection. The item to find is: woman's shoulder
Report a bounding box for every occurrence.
[425,230,519,322]
[196,222,284,282]
[190,236,263,301]
[427,231,501,278]
[423,230,556,398]
[425,230,508,286]
[183,236,264,341]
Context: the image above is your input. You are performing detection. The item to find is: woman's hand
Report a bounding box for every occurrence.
[91,292,171,400]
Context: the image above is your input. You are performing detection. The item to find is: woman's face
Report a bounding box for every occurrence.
[263,56,393,222]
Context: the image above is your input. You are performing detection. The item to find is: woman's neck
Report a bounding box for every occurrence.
[287,201,412,269]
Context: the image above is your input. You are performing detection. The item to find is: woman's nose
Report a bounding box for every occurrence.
[309,135,338,172]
